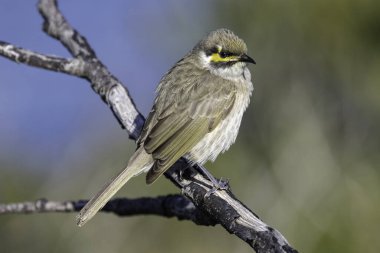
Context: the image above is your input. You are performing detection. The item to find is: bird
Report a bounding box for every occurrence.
[77,28,255,226]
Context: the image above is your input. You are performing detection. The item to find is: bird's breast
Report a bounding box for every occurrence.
[187,72,253,164]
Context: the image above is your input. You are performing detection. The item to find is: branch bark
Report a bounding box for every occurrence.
[0,0,298,252]
[0,195,215,225]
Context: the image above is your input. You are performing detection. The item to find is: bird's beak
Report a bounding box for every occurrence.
[239,54,256,64]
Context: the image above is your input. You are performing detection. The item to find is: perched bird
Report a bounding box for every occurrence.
[77,28,255,226]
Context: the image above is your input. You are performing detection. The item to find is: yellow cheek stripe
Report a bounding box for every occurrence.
[210,53,238,63]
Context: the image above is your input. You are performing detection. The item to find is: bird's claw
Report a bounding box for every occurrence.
[204,178,230,198]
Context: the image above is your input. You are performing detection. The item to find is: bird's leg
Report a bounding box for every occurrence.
[194,163,229,197]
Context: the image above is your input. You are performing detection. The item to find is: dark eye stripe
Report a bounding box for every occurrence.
[219,51,234,58]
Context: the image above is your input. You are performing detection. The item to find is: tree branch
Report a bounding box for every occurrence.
[0,41,86,76]
[0,195,215,225]
[0,0,298,252]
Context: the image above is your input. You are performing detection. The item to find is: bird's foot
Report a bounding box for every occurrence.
[192,163,230,197]
[205,178,229,198]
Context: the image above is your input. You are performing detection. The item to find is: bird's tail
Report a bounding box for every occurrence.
[76,147,152,227]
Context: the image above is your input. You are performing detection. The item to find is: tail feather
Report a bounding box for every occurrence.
[76,147,152,227]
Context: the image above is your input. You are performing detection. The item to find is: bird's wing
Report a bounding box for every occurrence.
[141,70,236,184]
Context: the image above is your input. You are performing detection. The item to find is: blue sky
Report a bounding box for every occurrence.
[0,0,215,172]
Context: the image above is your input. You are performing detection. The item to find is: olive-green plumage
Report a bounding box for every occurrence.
[77,28,255,226]
[140,57,237,183]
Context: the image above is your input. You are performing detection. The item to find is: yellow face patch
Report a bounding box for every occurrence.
[209,46,239,63]
[210,53,238,63]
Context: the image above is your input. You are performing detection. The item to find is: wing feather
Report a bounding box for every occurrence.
[138,62,237,184]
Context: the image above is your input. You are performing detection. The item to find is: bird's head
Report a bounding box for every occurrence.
[194,29,255,79]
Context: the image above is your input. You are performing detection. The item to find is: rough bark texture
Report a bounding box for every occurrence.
[0,195,215,226]
[0,0,298,252]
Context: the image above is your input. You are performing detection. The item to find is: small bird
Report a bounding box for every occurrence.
[77,28,255,226]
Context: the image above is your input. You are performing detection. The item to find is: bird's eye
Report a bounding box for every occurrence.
[219,51,231,58]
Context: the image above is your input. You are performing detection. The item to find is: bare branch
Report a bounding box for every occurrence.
[37,0,145,139]
[0,0,298,252]
[0,41,86,76]
[38,0,96,59]
[0,199,75,214]
[0,195,215,225]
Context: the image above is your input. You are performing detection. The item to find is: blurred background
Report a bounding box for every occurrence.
[1,0,379,252]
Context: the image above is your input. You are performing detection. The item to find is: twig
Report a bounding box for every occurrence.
[0,195,215,225]
[0,41,85,76]
[0,0,298,252]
